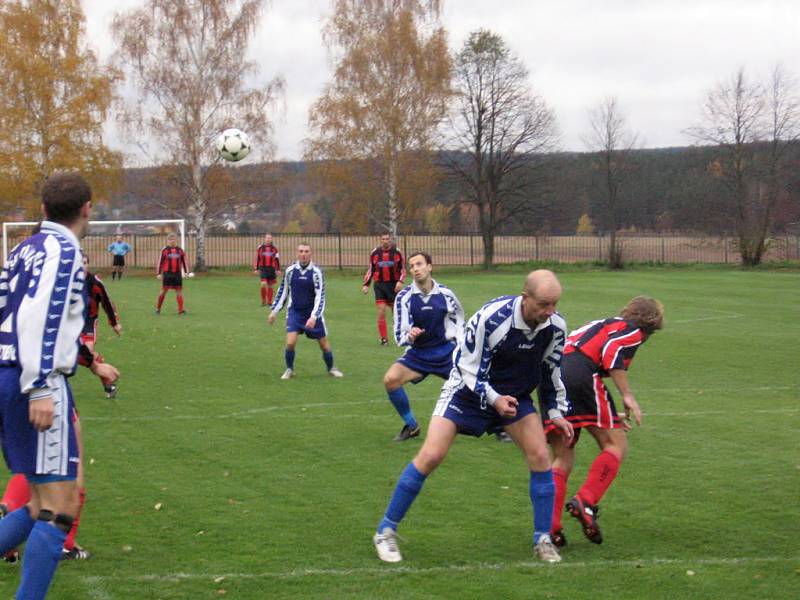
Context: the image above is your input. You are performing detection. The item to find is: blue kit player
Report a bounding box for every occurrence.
[267,243,343,379]
[372,270,574,564]
[383,252,464,441]
[0,174,94,599]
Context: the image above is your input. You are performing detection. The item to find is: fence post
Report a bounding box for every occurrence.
[133,234,138,268]
[469,235,474,266]
[598,236,603,261]
[661,236,665,263]
[535,236,539,261]
[723,236,728,264]
[337,232,342,270]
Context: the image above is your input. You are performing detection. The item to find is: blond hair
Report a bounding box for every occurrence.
[620,296,664,333]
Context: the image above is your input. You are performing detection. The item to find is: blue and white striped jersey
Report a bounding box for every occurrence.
[448,295,570,419]
[270,261,325,318]
[393,280,464,348]
[0,221,85,397]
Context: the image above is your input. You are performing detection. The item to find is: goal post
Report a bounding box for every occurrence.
[2,219,185,265]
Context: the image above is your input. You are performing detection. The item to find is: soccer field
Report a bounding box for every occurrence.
[3,267,797,599]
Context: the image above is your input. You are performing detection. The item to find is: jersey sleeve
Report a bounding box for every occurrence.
[180,249,188,273]
[95,277,119,327]
[362,250,376,286]
[396,251,405,282]
[454,307,503,406]
[537,316,570,419]
[270,268,290,313]
[156,248,166,274]
[253,245,261,270]
[274,249,280,271]
[601,326,645,371]
[312,267,325,318]
[393,288,412,346]
[443,288,465,345]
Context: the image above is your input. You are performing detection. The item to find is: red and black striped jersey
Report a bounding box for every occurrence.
[157,246,187,275]
[363,246,405,285]
[85,271,118,326]
[564,317,645,375]
[254,243,280,270]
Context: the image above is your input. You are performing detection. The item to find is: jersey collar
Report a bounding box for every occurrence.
[410,278,439,296]
[40,220,81,249]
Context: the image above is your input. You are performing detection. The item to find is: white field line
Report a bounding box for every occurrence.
[670,308,745,324]
[79,555,800,586]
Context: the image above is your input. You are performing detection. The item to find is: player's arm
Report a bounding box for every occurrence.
[156,248,165,276]
[362,250,375,290]
[95,277,120,330]
[538,317,571,423]
[394,251,405,293]
[444,289,466,345]
[275,250,280,274]
[393,289,413,346]
[269,268,290,316]
[253,245,260,271]
[310,267,325,320]
[609,368,642,426]
[454,308,503,406]
[180,248,188,275]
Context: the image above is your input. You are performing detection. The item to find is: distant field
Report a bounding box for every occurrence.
[1,268,797,599]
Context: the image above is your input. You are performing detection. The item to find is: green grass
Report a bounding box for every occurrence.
[2,268,798,599]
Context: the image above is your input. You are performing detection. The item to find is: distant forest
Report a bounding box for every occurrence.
[101,144,800,236]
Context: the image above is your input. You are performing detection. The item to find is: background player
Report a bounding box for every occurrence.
[383,252,464,441]
[155,232,188,315]
[81,256,122,398]
[106,234,131,280]
[372,270,573,564]
[362,233,405,345]
[253,233,281,306]
[268,243,343,379]
[544,296,664,547]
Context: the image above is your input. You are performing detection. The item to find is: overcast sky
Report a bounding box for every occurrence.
[82,0,800,162]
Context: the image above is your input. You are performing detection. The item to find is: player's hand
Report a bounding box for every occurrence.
[112,324,122,336]
[407,327,425,343]
[253,269,258,274]
[394,281,403,293]
[276,270,282,277]
[267,312,276,325]
[622,393,642,426]
[361,285,369,295]
[91,362,120,385]
[29,396,55,432]
[305,317,317,329]
[552,416,574,440]
[493,395,518,418]
[156,274,162,280]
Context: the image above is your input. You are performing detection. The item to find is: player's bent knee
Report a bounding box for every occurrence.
[37,509,75,534]
[526,447,552,472]
[414,448,447,474]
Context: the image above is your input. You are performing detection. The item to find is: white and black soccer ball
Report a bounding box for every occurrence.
[216,128,251,162]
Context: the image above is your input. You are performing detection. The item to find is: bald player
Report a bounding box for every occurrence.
[372,270,574,564]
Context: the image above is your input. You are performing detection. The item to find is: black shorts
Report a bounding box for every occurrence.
[259,266,277,282]
[544,351,620,434]
[113,255,125,267]
[373,281,398,304]
[162,272,183,288]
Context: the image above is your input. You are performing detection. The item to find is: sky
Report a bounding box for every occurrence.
[82,0,800,163]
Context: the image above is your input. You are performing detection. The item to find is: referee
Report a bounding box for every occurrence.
[107,234,131,280]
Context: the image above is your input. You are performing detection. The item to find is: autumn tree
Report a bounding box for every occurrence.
[112,0,284,270]
[441,30,559,268]
[688,66,800,265]
[305,0,451,236]
[0,0,121,216]
[584,97,638,269]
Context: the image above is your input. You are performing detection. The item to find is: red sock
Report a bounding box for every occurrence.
[63,488,85,551]
[260,287,267,304]
[267,287,274,305]
[551,468,569,532]
[1,474,31,512]
[377,314,387,340]
[156,291,166,310]
[177,294,184,312]
[577,450,621,506]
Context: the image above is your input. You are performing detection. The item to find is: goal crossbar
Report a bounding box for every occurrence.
[2,219,185,264]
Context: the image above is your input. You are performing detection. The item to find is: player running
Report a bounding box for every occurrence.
[268,243,343,379]
[362,233,405,345]
[382,252,464,441]
[544,296,664,548]
[81,256,121,398]
[155,233,188,315]
[253,233,281,306]
[106,234,131,280]
[372,270,573,564]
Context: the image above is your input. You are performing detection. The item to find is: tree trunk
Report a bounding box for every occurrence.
[608,230,624,269]
[386,157,398,237]
[191,162,208,272]
[482,229,495,270]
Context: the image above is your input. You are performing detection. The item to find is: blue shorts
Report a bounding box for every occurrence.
[0,367,78,479]
[286,308,327,340]
[433,382,537,437]
[396,342,455,383]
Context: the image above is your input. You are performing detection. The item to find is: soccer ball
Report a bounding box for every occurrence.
[187,272,195,278]
[216,129,251,162]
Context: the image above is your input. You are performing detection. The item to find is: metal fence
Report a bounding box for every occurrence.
[5,233,800,269]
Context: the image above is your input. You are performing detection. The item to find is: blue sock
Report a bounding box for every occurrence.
[377,462,427,533]
[17,521,66,600]
[387,388,418,428]
[285,349,295,369]
[0,507,34,554]
[530,470,556,544]
[322,351,334,370]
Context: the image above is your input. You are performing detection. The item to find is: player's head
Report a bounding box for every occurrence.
[620,296,664,336]
[82,255,89,268]
[380,233,392,249]
[297,243,312,266]
[41,173,92,236]
[408,252,433,283]
[264,233,273,244]
[116,234,123,242]
[167,233,178,247]
[521,269,562,325]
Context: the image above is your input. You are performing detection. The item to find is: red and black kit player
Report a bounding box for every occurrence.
[156,232,188,315]
[361,233,405,345]
[80,256,122,398]
[253,233,281,306]
[542,296,664,548]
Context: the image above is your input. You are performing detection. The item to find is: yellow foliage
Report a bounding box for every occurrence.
[576,213,595,235]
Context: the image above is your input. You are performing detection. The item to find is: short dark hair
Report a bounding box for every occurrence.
[408,251,432,265]
[41,173,91,224]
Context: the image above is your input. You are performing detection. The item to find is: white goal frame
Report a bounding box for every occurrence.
[2,219,185,264]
